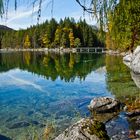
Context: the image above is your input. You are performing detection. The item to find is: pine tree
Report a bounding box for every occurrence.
[88,29,94,47]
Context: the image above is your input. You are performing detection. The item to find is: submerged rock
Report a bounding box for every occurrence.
[30,120,46,127]
[5,116,17,122]
[88,97,120,113]
[106,112,130,140]
[54,118,109,140]
[8,121,30,129]
[7,120,45,129]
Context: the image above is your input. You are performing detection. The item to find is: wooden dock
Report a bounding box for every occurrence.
[75,47,106,53]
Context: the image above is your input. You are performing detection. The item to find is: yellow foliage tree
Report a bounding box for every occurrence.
[69,30,74,48]
[41,33,50,48]
[54,27,62,46]
[24,35,31,48]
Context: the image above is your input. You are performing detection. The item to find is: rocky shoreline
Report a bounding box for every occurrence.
[0,48,77,53]
[53,46,140,140]
[105,50,128,56]
[123,46,140,74]
[54,97,140,140]
[0,48,129,57]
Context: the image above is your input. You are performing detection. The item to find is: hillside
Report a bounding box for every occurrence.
[0,25,13,31]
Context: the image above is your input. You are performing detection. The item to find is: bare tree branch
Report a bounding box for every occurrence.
[75,0,97,14]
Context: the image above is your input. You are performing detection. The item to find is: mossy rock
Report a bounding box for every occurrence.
[54,118,109,140]
[81,119,109,140]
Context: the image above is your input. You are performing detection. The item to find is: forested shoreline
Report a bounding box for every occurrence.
[0,0,140,52]
[0,18,104,49]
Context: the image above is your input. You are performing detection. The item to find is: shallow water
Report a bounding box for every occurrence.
[0,52,139,139]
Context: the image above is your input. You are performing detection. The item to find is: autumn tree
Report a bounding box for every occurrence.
[61,32,67,48]
[69,29,75,48]
[41,33,50,48]
[54,26,62,46]
[24,34,31,48]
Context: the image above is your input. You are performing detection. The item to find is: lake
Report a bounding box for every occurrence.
[0,52,140,140]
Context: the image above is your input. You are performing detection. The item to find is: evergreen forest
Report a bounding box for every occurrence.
[0,18,104,49]
[0,0,140,51]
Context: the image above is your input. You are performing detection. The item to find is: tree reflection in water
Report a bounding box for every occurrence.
[0,52,105,82]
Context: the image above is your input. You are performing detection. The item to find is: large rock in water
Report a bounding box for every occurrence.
[123,53,133,68]
[54,118,109,140]
[131,46,140,74]
[131,71,140,89]
[123,46,140,74]
[88,97,120,113]
[123,53,133,62]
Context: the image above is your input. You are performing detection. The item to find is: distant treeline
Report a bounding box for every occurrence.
[0,18,104,49]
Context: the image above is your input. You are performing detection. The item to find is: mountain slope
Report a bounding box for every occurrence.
[0,25,13,31]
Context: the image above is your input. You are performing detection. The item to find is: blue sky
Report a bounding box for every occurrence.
[0,0,96,30]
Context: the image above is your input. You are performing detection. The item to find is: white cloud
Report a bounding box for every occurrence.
[0,0,50,29]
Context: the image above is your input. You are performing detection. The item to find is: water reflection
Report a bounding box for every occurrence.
[106,55,140,102]
[105,55,140,138]
[0,52,110,140]
[0,52,105,81]
[0,52,139,139]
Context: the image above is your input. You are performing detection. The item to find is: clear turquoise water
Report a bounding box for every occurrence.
[0,52,139,140]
